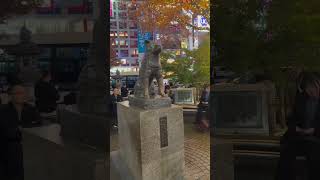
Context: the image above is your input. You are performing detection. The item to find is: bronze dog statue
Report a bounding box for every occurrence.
[134,40,165,99]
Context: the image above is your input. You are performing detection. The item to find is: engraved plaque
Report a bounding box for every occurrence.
[159,116,168,148]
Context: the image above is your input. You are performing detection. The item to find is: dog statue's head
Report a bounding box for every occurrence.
[145,40,162,55]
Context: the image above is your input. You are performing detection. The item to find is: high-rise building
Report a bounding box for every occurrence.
[0,0,95,35]
[110,0,139,69]
[0,0,96,83]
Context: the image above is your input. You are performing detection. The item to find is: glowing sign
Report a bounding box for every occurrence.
[138,32,152,53]
[195,15,209,29]
[200,17,207,26]
[110,0,113,16]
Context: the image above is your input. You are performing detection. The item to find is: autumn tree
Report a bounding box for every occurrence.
[0,0,42,23]
[161,35,210,87]
[161,50,194,86]
[192,35,210,86]
[128,0,209,41]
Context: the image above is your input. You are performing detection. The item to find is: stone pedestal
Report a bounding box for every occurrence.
[128,95,172,109]
[22,124,107,180]
[114,101,185,180]
[57,106,109,150]
[212,138,234,180]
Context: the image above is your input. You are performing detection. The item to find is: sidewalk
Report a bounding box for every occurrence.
[110,113,210,180]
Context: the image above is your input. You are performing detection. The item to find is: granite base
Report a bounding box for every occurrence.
[117,101,185,180]
[57,106,109,150]
[128,95,171,109]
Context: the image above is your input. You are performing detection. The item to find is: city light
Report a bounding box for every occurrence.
[167,58,175,64]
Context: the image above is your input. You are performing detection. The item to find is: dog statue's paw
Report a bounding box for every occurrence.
[144,93,150,99]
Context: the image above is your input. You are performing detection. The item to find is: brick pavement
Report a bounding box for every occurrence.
[110,122,210,180]
[184,131,210,180]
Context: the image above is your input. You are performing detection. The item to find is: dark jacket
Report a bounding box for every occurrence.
[110,95,123,114]
[200,90,210,103]
[111,94,123,103]
[287,91,320,137]
[63,92,77,105]
[34,80,59,113]
[0,103,41,179]
[198,90,209,110]
[121,87,129,97]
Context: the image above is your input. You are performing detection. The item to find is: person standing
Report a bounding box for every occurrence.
[121,85,129,97]
[0,83,41,180]
[164,82,170,94]
[276,72,320,180]
[195,85,210,129]
[34,71,60,113]
[17,60,41,103]
[110,88,123,128]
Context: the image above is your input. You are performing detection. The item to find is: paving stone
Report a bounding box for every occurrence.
[111,120,210,179]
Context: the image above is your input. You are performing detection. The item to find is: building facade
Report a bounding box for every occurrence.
[0,0,96,83]
[110,0,139,69]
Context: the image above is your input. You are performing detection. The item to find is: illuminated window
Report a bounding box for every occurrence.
[111,21,117,29]
[120,50,129,57]
[110,31,117,37]
[131,49,139,57]
[130,31,138,38]
[119,40,128,46]
[119,12,127,19]
[121,59,127,65]
[129,21,137,29]
[118,2,127,10]
[118,31,128,37]
[130,40,138,48]
[113,2,117,9]
[133,49,138,55]
[111,39,117,46]
[119,21,127,29]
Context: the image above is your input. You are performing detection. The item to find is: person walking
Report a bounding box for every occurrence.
[276,72,320,180]
[34,71,60,113]
[110,88,123,129]
[195,84,210,131]
[0,83,41,180]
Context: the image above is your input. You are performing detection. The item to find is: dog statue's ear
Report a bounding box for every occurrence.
[145,40,151,49]
[155,45,161,51]
[153,47,161,55]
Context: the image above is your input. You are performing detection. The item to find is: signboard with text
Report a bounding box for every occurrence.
[138,32,152,53]
[195,15,209,29]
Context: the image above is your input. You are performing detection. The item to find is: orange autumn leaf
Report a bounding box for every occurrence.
[128,0,210,34]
